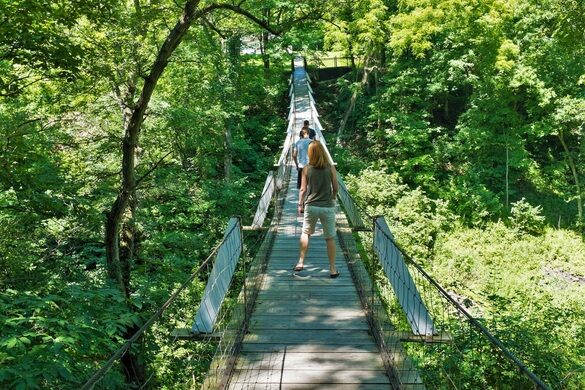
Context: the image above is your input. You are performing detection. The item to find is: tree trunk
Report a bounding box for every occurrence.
[102,1,286,386]
[261,31,270,69]
[121,324,146,385]
[105,1,204,386]
[261,9,271,69]
[106,0,204,289]
[336,58,370,146]
[225,34,242,183]
[375,68,381,131]
[224,122,233,182]
[558,128,583,222]
[380,46,386,68]
[348,40,356,70]
[505,145,509,210]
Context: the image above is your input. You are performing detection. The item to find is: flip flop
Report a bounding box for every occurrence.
[293,264,304,272]
[330,272,340,279]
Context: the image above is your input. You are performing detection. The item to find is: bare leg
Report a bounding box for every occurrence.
[325,237,336,274]
[296,233,310,268]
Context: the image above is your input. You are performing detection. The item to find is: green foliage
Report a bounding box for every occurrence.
[345,168,454,260]
[509,197,545,235]
[0,285,132,389]
[431,224,585,388]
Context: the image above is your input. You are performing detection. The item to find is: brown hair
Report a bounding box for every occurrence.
[308,140,329,169]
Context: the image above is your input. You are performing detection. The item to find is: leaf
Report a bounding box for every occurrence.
[18,337,31,345]
[5,337,22,349]
[58,366,72,380]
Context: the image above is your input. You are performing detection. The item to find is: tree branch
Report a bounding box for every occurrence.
[135,151,173,188]
[201,16,227,38]
[194,3,282,35]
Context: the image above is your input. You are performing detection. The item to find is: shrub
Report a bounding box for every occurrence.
[509,197,546,235]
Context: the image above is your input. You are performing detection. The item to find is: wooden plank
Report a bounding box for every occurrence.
[254,295,359,303]
[260,281,354,289]
[248,315,369,330]
[253,301,362,311]
[229,384,391,390]
[243,330,375,344]
[256,290,358,298]
[236,351,386,370]
[260,268,350,277]
[240,343,381,354]
[251,306,364,316]
[263,268,350,276]
[230,369,390,385]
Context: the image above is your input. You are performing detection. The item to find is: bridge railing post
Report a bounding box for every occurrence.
[192,217,243,334]
[373,216,436,336]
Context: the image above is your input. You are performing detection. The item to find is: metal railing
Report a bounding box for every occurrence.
[200,67,297,389]
[336,179,550,389]
[310,56,353,69]
[81,220,240,389]
[192,218,243,334]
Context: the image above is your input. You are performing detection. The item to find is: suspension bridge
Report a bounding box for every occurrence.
[83,57,550,389]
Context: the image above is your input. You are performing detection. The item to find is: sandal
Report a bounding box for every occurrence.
[330,272,340,279]
[293,263,304,272]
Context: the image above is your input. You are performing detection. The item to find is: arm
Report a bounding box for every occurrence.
[331,165,339,200]
[298,166,308,213]
[292,148,298,169]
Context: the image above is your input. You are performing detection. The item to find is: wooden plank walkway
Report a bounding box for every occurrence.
[227,58,393,389]
[228,176,392,389]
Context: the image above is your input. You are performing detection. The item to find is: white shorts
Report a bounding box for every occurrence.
[302,205,336,239]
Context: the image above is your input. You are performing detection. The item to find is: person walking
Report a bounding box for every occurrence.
[293,127,311,189]
[300,119,316,140]
[294,140,340,278]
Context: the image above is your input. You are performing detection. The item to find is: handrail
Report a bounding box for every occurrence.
[372,218,550,389]
[373,216,435,336]
[336,174,366,229]
[81,242,223,390]
[251,172,275,229]
[335,169,550,389]
[192,217,243,333]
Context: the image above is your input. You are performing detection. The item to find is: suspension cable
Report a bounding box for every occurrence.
[81,241,224,390]
[341,179,549,389]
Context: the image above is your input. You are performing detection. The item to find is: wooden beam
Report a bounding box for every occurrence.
[171,328,221,340]
[242,225,268,231]
[391,331,453,344]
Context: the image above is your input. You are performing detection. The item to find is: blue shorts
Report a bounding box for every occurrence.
[302,205,336,239]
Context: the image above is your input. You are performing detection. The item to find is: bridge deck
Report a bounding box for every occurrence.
[227,59,394,389]
[229,173,391,389]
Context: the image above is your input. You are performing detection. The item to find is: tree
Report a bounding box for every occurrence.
[96,0,323,384]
